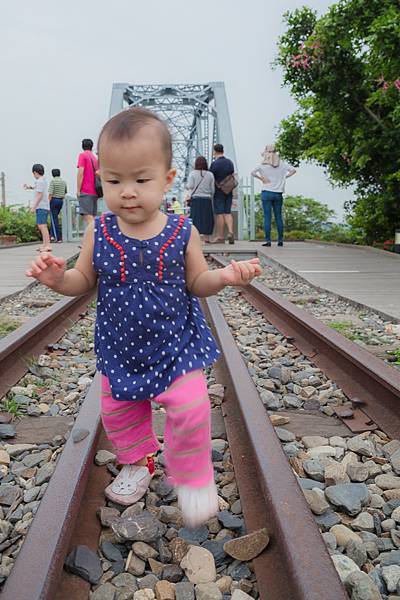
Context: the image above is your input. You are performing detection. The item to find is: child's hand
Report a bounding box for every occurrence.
[220,258,262,287]
[26,253,66,287]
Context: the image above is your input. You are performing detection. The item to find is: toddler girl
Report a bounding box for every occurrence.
[26,107,261,527]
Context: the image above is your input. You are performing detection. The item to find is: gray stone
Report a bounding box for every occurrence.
[347,436,375,457]
[283,394,303,409]
[283,442,302,458]
[175,582,195,600]
[95,450,116,466]
[274,427,295,443]
[322,532,337,551]
[0,482,22,506]
[227,560,251,581]
[369,567,387,595]
[156,537,172,564]
[303,489,330,515]
[216,511,243,531]
[324,483,370,516]
[391,449,400,475]
[347,463,370,483]
[132,542,158,561]
[302,436,329,449]
[380,550,400,567]
[138,574,158,591]
[384,500,400,517]
[23,486,41,503]
[331,554,360,582]
[72,428,89,443]
[162,563,184,583]
[0,425,16,439]
[64,545,103,584]
[101,542,123,563]
[351,512,375,532]
[303,460,325,483]
[178,525,208,545]
[23,449,51,468]
[376,474,400,490]
[382,565,400,593]
[344,571,382,600]
[127,552,146,577]
[231,592,253,600]
[260,391,282,410]
[202,540,228,567]
[112,512,164,542]
[346,539,368,567]
[91,583,117,600]
[35,462,55,485]
[298,478,325,491]
[159,505,183,527]
[195,582,222,600]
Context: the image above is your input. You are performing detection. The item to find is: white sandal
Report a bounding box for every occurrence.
[104,464,152,505]
[177,480,219,528]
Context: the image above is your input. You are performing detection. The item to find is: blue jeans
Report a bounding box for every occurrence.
[261,191,283,242]
[50,197,63,241]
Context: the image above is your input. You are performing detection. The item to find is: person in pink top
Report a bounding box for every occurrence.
[77,138,99,225]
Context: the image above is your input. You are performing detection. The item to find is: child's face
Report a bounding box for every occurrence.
[99,127,176,225]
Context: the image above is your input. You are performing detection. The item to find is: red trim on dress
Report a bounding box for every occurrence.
[100,214,127,283]
[158,215,185,282]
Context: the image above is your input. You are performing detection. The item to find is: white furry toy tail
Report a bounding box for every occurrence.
[177,480,219,529]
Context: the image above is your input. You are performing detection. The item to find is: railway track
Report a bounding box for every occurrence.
[1,257,400,598]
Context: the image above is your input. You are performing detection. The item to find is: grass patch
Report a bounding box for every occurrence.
[0,398,24,420]
[388,349,400,365]
[0,315,21,338]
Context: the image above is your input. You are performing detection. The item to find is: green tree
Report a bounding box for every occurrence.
[254,193,335,237]
[274,0,400,243]
[282,195,335,231]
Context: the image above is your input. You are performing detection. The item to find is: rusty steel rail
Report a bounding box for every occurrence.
[0,291,94,399]
[204,296,347,600]
[1,376,102,600]
[211,254,400,440]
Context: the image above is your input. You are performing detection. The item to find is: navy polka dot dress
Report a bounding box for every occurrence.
[93,212,220,401]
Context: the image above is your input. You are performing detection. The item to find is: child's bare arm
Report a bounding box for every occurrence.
[185,227,261,298]
[26,223,97,296]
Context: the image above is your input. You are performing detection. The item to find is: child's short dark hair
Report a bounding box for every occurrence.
[32,164,45,175]
[82,139,94,150]
[52,168,61,177]
[98,107,172,168]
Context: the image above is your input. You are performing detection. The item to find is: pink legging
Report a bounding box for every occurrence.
[101,370,214,488]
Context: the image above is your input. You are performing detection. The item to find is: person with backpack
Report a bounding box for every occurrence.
[209,144,237,244]
[77,138,99,225]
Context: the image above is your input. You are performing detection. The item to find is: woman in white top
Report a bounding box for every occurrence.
[185,156,215,243]
[251,145,296,247]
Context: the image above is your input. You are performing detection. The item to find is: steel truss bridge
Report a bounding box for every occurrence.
[109,82,237,196]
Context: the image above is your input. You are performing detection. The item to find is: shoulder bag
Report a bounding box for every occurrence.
[90,156,103,198]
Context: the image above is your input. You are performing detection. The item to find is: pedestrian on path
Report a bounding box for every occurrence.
[251,145,296,247]
[77,138,99,226]
[26,107,261,528]
[48,169,67,243]
[210,144,236,244]
[185,156,215,243]
[23,164,51,252]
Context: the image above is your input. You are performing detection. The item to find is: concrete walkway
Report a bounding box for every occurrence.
[205,240,400,320]
[0,242,81,299]
[257,242,400,320]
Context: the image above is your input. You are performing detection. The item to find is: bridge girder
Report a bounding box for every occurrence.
[109,82,237,195]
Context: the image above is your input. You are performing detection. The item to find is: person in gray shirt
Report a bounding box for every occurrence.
[185,156,215,243]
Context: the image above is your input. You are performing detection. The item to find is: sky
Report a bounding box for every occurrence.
[0,0,352,219]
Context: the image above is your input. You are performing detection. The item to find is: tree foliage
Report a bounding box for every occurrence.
[275,0,400,242]
[0,206,40,243]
